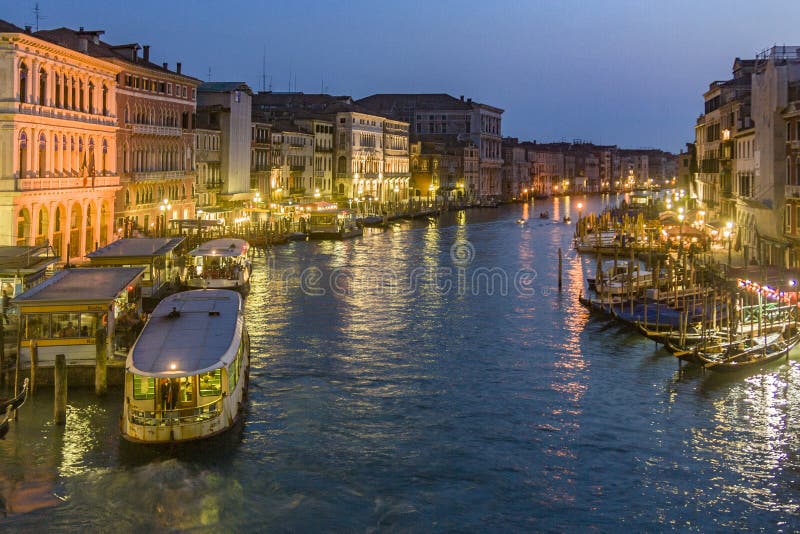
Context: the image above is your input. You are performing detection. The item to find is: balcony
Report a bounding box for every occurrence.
[131,170,187,182]
[197,181,222,192]
[788,140,800,152]
[290,165,306,171]
[131,124,183,136]
[786,184,800,198]
[18,175,119,191]
[6,102,117,127]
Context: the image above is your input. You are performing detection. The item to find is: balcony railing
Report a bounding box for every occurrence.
[18,175,119,191]
[787,184,800,198]
[131,124,183,136]
[290,165,306,171]
[131,170,187,181]
[6,102,117,127]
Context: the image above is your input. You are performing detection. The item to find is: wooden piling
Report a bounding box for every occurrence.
[54,353,67,425]
[95,323,107,397]
[30,341,37,396]
[558,248,563,291]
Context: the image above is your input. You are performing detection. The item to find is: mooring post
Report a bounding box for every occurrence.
[54,353,67,425]
[558,247,563,291]
[95,321,108,397]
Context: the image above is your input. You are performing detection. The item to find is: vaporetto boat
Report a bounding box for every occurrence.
[121,289,250,444]
[186,238,251,292]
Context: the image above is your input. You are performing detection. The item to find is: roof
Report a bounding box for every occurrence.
[189,238,249,257]
[0,19,26,33]
[87,237,185,259]
[198,82,254,95]
[356,93,474,113]
[127,289,243,376]
[33,27,202,81]
[13,267,144,304]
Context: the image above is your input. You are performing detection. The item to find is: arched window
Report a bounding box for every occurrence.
[38,133,46,177]
[53,134,60,174]
[18,131,28,177]
[79,80,85,112]
[38,68,47,106]
[88,81,94,113]
[125,189,130,207]
[102,139,108,174]
[55,74,61,107]
[102,85,108,115]
[71,77,76,110]
[19,62,28,103]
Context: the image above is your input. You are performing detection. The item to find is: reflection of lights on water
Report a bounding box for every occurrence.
[690,368,800,513]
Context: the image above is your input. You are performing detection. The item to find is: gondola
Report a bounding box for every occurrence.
[0,377,29,413]
[0,378,28,440]
[698,326,800,372]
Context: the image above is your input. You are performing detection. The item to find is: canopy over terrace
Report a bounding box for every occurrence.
[86,238,186,300]
[12,267,146,380]
[0,245,60,295]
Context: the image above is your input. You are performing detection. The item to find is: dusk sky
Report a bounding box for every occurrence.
[5,0,797,152]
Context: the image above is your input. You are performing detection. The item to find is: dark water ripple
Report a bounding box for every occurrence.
[3,196,800,531]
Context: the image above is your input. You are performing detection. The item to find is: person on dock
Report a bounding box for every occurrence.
[1,290,9,325]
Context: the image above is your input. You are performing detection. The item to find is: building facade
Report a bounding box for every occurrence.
[0,22,120,260]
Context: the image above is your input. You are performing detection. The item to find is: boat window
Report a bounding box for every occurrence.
[79,313,99,338]
[199,369,222,397]
[179,377,193,403]
[53,312,81,338]
[228,362,237,389]
[133,375,155,400]
[22,313,50,339]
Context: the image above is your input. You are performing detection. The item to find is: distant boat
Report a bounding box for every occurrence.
[563,215,571,223]
[516,218,526,225]
[186,238,251,293]
[539,211,549,219]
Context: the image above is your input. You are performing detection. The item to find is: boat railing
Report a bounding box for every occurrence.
[128,397,223,426]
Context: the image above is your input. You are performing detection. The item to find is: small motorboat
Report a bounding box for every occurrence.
[563,215,571,223]
[539,211,549,219]
[516,218,526,225]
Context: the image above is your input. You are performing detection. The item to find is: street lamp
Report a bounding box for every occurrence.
[159,198,171,237]
[726,220,733,266]
[393,185,399,212]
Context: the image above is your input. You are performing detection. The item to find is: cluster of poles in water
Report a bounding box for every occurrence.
[575,208,800,373]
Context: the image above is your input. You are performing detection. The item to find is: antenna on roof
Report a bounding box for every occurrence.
[32,3,47,32]
[208,67,212,81]
[261,46,267,92]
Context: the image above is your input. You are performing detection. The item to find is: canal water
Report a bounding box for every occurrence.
[3,195,800,531]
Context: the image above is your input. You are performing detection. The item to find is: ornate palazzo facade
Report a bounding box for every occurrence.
[0,23,119,260]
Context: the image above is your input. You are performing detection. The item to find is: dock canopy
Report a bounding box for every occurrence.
[13,267,145,305]
[127,289,242,377]
[86,237,185,260]
[86,238,185,301]
[189,238,249,258]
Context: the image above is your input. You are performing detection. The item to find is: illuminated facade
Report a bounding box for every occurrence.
[0,21,120,260]
[355,93,503,198]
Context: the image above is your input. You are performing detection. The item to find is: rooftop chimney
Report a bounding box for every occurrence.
[143,45,150,62]
[460,95,464,101]
[24,26,32,34]
[163,62,168,70]
[176,62,182,74]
